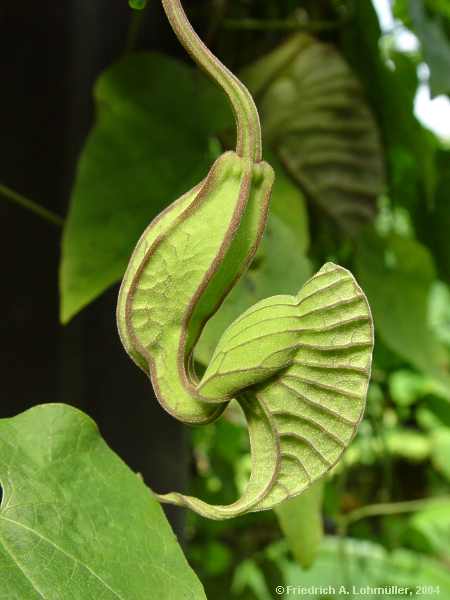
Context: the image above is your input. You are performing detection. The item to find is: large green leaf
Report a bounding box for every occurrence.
[355,230,448,380]
[60,52,230,323]
[242,34,385,232]
[0,404,206,600]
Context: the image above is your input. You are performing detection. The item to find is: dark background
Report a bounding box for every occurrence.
[0,0,194,533]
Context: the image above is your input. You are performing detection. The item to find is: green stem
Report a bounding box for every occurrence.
[339,496,450,529]
[161,0,262,162]
[125,8,146,54]
[223,17,339,33]
[0,183,64,228]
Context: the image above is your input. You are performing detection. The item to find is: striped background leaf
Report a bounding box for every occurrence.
[242,34,385,232]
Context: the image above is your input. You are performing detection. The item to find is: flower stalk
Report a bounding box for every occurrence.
[161,0,262,162]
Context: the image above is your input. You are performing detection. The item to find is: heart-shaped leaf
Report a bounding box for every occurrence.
[0,404,206,599]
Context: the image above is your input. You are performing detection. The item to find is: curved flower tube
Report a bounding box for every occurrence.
[116,0,374,519]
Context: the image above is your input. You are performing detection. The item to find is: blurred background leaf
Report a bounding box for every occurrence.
[267,537,450,598]
[406,500,450,560]
[243,33,385,232]
[355,230,449,383]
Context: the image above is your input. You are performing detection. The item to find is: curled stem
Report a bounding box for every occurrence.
[223,17,340,32]
[338,496,450,532]
[161,0,262,162]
